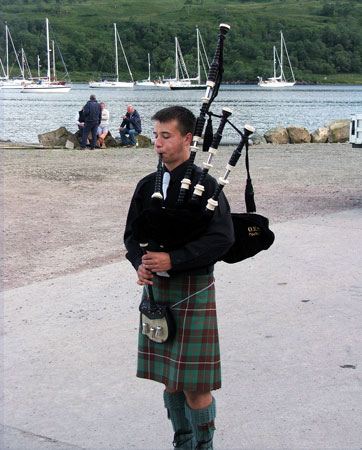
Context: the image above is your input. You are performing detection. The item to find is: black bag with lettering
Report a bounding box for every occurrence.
[222,143,275,264]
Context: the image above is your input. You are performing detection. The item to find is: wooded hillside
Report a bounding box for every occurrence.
[1,0,361,83]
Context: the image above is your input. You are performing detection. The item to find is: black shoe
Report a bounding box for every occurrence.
[196,439,213,449]
[173,430,195,449]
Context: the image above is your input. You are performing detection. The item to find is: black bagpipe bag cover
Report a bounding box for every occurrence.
[222,212,275,264]
[131,207,211,251]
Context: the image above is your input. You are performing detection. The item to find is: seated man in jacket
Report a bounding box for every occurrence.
[119,104,142,148]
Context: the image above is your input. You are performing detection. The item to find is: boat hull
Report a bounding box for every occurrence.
[170,84,206,90]
[258,81,295,88]
[134,82,170,89]
[89,81,134,88]
[0,81,27,89]
[22,84,71,93]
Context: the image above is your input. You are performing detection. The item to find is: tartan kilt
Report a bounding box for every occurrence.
[137,273,221,392]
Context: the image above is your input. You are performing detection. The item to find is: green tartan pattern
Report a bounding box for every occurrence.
[137,273,221,392]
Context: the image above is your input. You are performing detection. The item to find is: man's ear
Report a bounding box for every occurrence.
[184,132,193,146]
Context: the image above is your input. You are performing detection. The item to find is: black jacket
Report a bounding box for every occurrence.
[83,100,102,123]
[120,109,142,133]
[124,161,234,275]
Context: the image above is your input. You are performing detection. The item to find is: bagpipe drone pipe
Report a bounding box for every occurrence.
[131,23,274,264]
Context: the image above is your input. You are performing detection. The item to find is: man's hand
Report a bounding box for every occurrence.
[137,251,172,286]
[142,251,172,273]
[137,264,154,286]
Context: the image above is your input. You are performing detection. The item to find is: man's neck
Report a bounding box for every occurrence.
[165,155,189,172]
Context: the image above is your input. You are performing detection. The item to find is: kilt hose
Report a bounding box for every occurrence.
[137,272,221,392]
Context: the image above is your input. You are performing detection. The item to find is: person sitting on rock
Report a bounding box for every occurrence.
[119,104,142,148]
[97,102,110,149]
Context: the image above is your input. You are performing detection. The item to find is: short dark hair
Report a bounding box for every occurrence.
[152,106,196,136]
[90,94,96,100]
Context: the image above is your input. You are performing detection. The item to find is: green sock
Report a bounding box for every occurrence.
[163,391,191,432]
[185,397,216,449]
[163,391,195,449]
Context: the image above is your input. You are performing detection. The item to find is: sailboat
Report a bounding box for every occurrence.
[134,53,170,89]
[22,18,71,93]
[170,27,209,90]
[257,31,296,88]
[0,24,30,89]
[89,23,134,88]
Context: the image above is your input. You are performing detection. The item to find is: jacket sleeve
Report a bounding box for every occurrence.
[130,111,142,133]
[83,102,90,119]
[168,191,235,272]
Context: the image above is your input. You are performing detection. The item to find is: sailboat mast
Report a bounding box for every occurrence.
[116,27,134,82]
[273,46,276,79]
[46,18,51,81]
[5,23,9,79]
[196,26,200,84]
[147,53,151,82]
[21,48,25,80]
[37,55,41,78]
[113,23,118,82]
[114,23,119,82]
[175,37,179,81]
[52,40,56,80]
[282,31,296,83]
[280,31,285,81]
[0,58,6,79]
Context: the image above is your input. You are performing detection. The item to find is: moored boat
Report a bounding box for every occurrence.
[21,18,71,93]
[89,23,134,89]
[257,31,296,88]
[169,27,209,91]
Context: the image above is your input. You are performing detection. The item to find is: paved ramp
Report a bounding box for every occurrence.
[2,209,362,449]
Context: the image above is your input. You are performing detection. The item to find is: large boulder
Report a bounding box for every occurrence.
[137,134,152,148]
[311,127,329,143]
[326,119,350,143]
[104,131,118,147]
[286,126,311,144]
[264,126,289,144]
[249,132,265,145]
[38,127,71,147]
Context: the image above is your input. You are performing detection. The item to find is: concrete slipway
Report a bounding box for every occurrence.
[1,209,362,450]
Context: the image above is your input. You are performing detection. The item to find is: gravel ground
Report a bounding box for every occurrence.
[1,143,361,291]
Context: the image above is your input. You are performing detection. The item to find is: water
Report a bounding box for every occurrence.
[1,84,361,143]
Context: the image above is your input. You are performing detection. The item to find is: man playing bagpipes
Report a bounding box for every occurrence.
[124,106,235,449]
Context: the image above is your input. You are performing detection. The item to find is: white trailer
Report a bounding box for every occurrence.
[350,114,362,148]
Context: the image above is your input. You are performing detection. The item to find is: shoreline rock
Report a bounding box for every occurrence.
[2,119,352,149]
[263,118,350,145]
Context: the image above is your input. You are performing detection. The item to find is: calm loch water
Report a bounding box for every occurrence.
[1,84,362,143]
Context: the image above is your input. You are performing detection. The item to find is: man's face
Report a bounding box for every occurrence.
[153,119,191,171]
[127,106,133,114]
[101,104,105,110]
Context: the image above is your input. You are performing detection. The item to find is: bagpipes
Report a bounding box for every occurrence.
[132,23,274,343]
